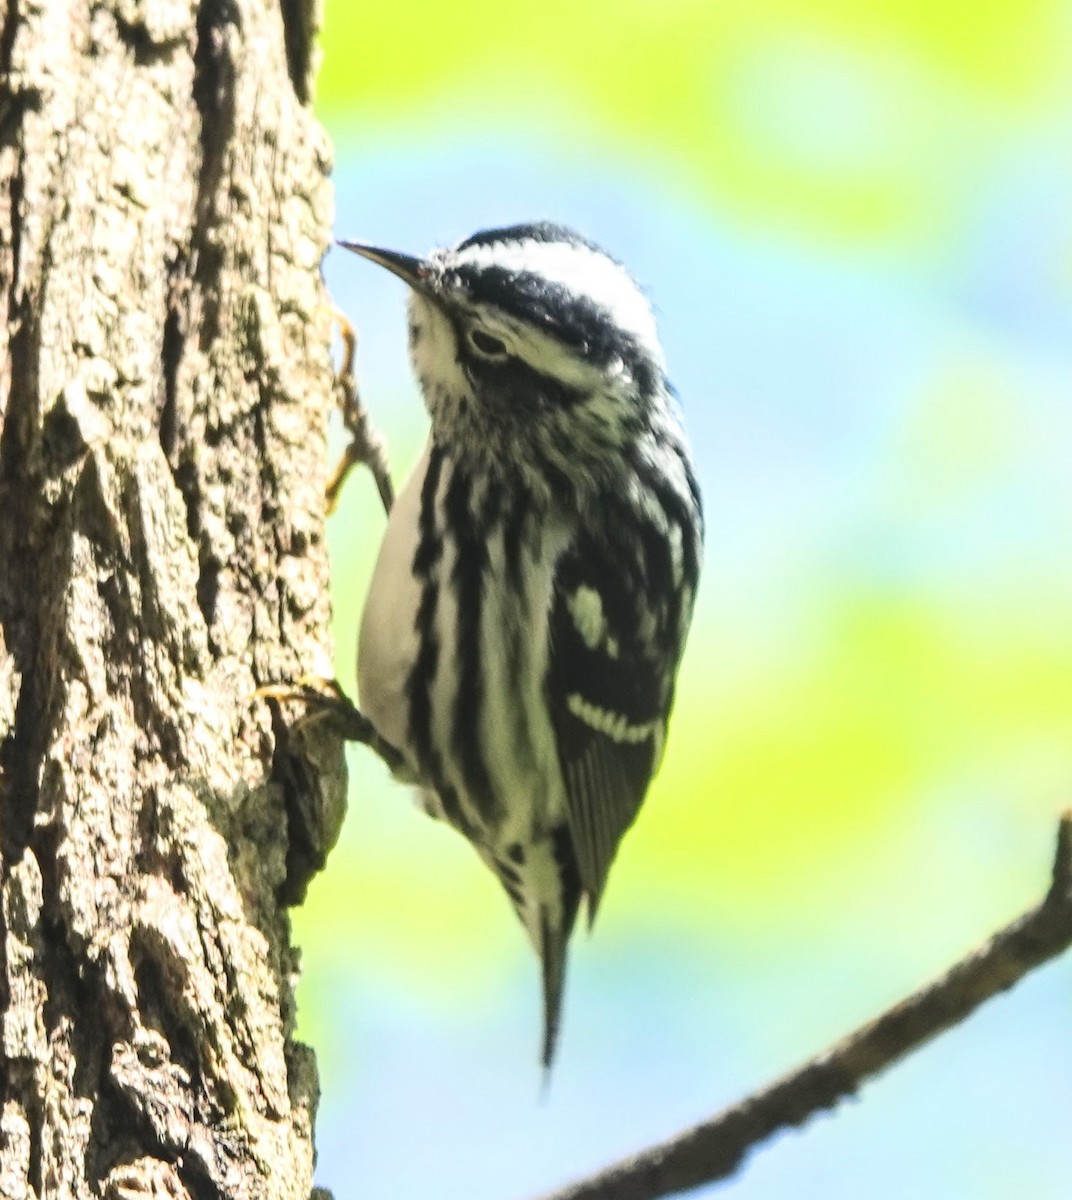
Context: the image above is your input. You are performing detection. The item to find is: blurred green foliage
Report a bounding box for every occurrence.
[297,6,1072,1192]
[318,0,1070,241]
[303,0,1072,952]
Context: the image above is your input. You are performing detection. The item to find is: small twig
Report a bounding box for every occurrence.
[326,311,394,516]
[535,812,1072,1200]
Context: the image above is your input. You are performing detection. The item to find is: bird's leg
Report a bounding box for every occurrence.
[257,677,407,777]
[326,310,394,516]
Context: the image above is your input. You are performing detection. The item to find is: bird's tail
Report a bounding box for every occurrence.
[484,824,583,1068]
[537,899,575,1070]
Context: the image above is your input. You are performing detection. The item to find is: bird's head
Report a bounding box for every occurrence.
[341,223,672,494]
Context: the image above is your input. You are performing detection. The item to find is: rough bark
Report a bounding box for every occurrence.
[0,0,343,1196]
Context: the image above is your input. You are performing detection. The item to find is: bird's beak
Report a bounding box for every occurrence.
[338,241,434,293]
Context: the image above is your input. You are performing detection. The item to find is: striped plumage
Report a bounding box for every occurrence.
[345,223,702,1067]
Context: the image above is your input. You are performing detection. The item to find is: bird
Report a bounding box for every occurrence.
[339,222,702,1068]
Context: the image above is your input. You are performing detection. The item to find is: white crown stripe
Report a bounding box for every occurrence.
[451,239,663,364]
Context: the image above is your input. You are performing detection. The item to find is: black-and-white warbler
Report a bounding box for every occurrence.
[340,222,703,1067]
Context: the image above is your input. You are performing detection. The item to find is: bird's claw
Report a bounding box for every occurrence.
[256,675,406,774]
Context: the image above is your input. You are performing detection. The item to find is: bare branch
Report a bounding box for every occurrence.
[535,812,1072,1200]
[325,310,395,516]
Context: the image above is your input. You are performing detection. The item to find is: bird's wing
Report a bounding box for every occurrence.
[547,510,690,920]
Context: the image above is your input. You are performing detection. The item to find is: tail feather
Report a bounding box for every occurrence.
[539,825,583,1068]
[538,907,566,1069]
[484,824,584,1068]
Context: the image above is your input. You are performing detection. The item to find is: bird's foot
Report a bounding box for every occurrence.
[256,675,405,775]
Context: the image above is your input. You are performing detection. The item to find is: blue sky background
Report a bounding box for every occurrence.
[293,6,1072,1196]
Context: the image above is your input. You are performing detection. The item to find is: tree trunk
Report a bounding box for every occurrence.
[0,0,342,1195]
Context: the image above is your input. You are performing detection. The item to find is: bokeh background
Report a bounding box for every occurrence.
[293,3,1072,1196]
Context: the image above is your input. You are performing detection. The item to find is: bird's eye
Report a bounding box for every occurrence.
[467,328,508,358]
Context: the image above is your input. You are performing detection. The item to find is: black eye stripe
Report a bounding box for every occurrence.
[449,264,657,392]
